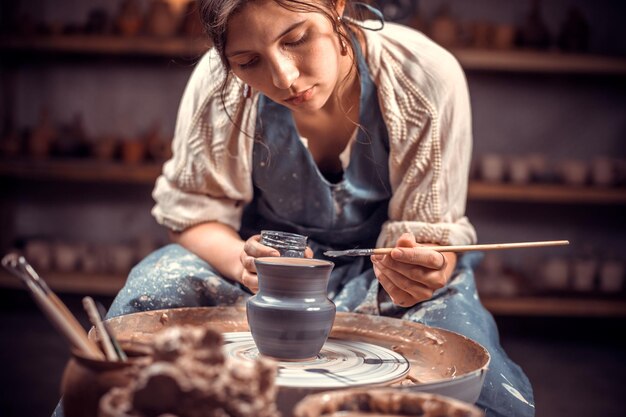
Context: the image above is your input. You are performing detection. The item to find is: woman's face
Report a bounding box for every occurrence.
[224,0,350,113]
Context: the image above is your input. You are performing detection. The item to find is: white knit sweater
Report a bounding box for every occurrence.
[152,22,477,247]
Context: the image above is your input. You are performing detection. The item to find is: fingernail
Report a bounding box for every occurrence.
[391,249,403,259]
[371,255,383,262]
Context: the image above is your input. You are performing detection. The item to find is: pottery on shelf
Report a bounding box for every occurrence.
[145,0,178,38]
[180,0,205,38]
[480,153,506,183]
[247,257,335,361]
[599,260,624,293]
[429,5,459,48]
[116,0,143,37]
[28,108,56,159]
[517,0,551,49]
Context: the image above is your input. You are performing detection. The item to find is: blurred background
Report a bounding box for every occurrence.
[0,0,625,416]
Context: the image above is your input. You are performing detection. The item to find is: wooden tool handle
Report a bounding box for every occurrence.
[373,240,569,254]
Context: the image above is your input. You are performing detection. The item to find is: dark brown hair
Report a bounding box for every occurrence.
[198,0,361,70]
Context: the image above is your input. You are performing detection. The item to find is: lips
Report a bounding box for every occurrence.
[285,87,314,105]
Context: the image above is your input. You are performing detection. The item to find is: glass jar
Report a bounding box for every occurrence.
[260,230,307,258]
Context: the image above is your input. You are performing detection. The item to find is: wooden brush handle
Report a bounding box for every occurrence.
[374,240,569,254]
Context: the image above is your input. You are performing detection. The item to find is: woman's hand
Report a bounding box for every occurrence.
[240,235,280,293]
[239,235,315,292]
[371,233,456,307]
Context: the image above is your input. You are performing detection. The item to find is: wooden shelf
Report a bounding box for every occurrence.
[0,270,126,296]
[1,35,626,75]
[3,159,626,204]
[482,296,626,317]
[451,48,626,75]
[468,182,626,204]
[0,158,161,184]
[0,35,209,58]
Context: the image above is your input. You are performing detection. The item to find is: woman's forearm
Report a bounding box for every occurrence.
[170,222,245,282]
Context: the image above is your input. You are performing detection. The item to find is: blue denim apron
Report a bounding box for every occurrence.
[54,38,534,417]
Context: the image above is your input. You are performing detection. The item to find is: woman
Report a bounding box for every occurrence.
[107,1,534,416]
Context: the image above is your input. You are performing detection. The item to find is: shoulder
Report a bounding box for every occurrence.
[187,47,229,96]
[364,22,467,104]
[177,47,245,133]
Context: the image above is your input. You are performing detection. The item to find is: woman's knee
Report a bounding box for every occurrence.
[107,244,231,317]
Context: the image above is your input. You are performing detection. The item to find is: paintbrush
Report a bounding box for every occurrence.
[96,302,128,362]
[1,253,104,359]
[324,240,570,257]
[83,296,118,361]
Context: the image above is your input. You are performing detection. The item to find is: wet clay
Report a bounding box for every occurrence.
[292,389,484,417]
[99,306,490,414]
[99,325,279,417]
[100,306,489,387]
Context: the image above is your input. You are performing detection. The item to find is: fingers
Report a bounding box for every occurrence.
[243,234,280,258]
[396,232,418,248]
[241,270,259,293]
[372,258,435,306]
[239,234,279,293]
[390,247,446,270]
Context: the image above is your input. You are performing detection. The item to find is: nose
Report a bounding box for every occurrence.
[268,54,299,90]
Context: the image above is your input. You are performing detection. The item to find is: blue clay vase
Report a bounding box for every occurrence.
[247,257,336,361]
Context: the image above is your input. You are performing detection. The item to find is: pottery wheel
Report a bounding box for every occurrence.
[222,332,410,389]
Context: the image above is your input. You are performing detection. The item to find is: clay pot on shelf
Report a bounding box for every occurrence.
[558,7,590,53]
[121,139,146,164]
[85,8,112,35]
[599,259,624,293]
[92,135,119,161]
[540,257,570,291]
[479,153,506,183]
[145,0,178,38]
[590,157,615,187]
[116,0,143,37]
[247,257,335,361]
[61,344,151,417]
[107,244,137,275]
[53,242,81,273]
[28,108,56,159]
[180,0,205,38]
[470,20,494,49]
[571,257,597,292]
[0,123,22,157]
[293,388,484,417]
[526,153,551,183]
[556,159,588,186]
[509,156,532,185]
[517,0,551,49]
[492,24,516,50]
[24,240,53,272]
[429,5,459,49]
[55,113,89,157]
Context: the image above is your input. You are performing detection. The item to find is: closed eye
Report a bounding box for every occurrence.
[237,56,259,69]
[284,31,308,48]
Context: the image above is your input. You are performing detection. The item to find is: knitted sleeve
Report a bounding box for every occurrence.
[151,50,257,232]
[373,28,477,247]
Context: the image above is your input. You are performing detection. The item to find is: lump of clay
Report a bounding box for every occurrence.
[100,325,279,417]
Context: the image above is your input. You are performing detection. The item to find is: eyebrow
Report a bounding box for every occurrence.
[226,19,307,58]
